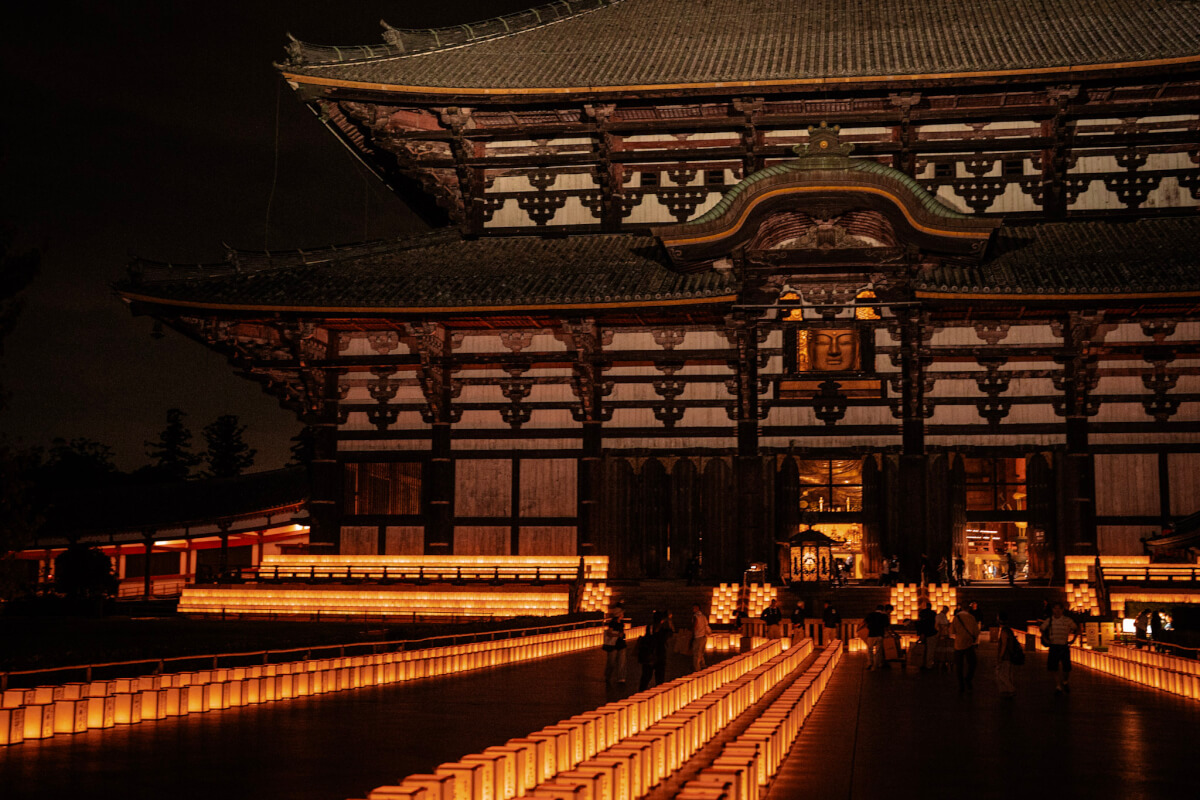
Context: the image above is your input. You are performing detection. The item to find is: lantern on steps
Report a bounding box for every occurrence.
[787,527,836,587]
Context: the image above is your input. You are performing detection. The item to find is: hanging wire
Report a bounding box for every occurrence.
[264,80,282,251]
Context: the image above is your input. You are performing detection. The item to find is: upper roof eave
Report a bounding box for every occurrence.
[277,0,1200,99]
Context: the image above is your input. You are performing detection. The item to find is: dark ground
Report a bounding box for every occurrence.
[0,614,599,676]
[769,649,1200,800]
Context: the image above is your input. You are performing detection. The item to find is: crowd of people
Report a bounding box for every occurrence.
[605,591,1088,700]
[858,596,1079,697]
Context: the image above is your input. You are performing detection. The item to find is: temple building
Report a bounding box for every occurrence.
[117,0,1200,585]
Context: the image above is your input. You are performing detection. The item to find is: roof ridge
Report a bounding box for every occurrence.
[287,0,623,67]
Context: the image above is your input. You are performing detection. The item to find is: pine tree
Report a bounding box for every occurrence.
[202,414,256,478]
[145,408,200,481]
[41,437,120,489]
[287,425,317,467]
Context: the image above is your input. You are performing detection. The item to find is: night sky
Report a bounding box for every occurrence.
[0,0,530,471]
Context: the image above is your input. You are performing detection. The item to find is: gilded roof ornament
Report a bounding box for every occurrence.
[792,124,855,170]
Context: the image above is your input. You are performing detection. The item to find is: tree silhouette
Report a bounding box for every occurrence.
[145,408,200,481]
[54,542,117,600]
[0,234,41,598]
[40,437,120,489]
[202,414,256,478]
[287,425,317,468]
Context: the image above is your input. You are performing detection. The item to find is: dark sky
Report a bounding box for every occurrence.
[0,0,530,471]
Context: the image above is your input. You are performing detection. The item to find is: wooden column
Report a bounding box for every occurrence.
[306,359,342,553]
[141,530,153,600]
[1053,312,1101,579]
[407,322,459,555]
[728,314,767,569]
[895,310,929,581]
[558,318,608,556]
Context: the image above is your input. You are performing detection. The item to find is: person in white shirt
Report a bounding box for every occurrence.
[1040,602,1079,694]
[691,603,712,671]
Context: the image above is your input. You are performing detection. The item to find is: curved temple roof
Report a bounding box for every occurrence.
[281,0,1200,94]
[116,218,1200,314]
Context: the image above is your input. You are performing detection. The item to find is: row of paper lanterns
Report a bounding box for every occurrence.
[364,638,811,800]
[677,641,843,799]
[0,625,608,746]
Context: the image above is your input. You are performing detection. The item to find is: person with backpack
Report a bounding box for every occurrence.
[995,610,1023,698]
[952,604,980,693]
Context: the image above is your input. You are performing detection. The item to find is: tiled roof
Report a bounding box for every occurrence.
[281,0,1200,90]
[917,217,1200,297]
[119,231,738,312]
[120,218,1200,313]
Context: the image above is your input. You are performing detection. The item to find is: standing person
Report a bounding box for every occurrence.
[637,610,664,690]
[995,611,1019,698]
[952,604,980,693]
[1149,608,1165,652]
[934,604,953,670]
[915,598,938,671]
[1006,551,1018,586]
[761,597,783,638]
[879,556,891,587]
[602,605,627,685]
[937,557,949,584]
[954,556,967,586]
[822,600,842,643]
[691,603,712,671]
[791,599,807,640]
[891,555,901,585]
[863,604,891,670]
[920,554,931,586]
[1134,609,1151,649]
[1040,602,1078,693]
[653,610,675,687]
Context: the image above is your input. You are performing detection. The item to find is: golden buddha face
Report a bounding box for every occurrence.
[811,329,860,371]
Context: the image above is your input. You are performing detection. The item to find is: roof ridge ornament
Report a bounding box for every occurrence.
[792,123,855,170]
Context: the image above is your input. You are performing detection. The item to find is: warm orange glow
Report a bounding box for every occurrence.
[0,624,613,747]
[889,584,956,622]
[178,587,572,618]
[371,638,843,800]
[258,554,609,580]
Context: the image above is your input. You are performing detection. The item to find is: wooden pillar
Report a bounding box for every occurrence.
[1053,312,1101,578]
[559,319,607,556]
[141,530,153,600]
[729,314,767,568]
[895,311,929,581]
[218,521,231,576]
[428,423,454,555]
[578,421,603,555]
[407,322,459,556]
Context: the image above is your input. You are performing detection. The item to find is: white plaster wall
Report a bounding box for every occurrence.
[451,438,583,451]
[338,440,432,452]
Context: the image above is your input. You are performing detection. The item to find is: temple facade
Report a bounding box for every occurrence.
[118,0,1200,584]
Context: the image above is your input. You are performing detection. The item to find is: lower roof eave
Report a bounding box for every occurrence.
[915,289,1200,303]
[120,291,739,316]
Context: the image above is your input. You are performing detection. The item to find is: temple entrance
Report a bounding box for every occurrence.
[962,456,1029,581]
[777,457,865,581]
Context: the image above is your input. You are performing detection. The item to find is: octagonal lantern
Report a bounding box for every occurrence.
[788,527,837,587]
